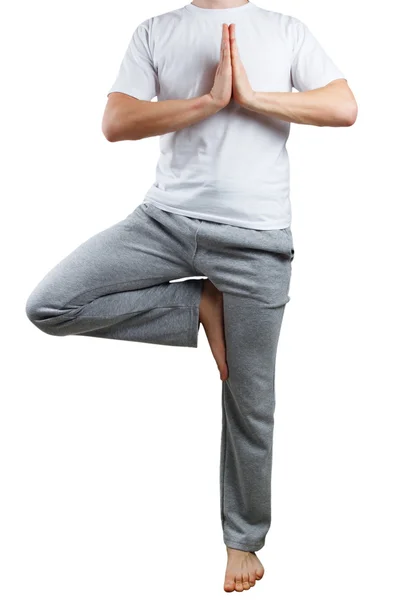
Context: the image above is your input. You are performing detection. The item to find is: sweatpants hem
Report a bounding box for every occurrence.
[187,307,200,348]
[224,538,266,552]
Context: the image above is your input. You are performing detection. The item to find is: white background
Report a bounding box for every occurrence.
[1,0,399,598]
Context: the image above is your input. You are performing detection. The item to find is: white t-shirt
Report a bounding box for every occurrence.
[108,1,346,230]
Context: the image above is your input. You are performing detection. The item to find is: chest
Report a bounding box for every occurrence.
[153,20,293,100]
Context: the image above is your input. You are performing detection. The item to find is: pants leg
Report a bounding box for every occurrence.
[25,202,204,348]
[195,220,294,552]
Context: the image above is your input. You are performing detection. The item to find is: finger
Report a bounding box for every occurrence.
[220,23,225,62]
[220,23,228,62]
[223,22,230,42]
[222,25,231,63]
[229,23,239,61]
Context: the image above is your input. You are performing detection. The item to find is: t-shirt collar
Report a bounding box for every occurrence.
[184,1,256,16]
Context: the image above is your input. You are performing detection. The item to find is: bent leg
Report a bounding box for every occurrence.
[25,203,204,347]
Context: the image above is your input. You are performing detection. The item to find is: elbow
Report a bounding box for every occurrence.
[102,121,142,142]
[336,100,358,127]
[102,123,118,142]
[102,110,119,142]
[101,110,142,142]
[102,115,123,142]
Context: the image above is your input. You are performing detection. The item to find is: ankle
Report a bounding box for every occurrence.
[226,546,251,555]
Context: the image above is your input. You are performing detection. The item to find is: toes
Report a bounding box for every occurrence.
[242,573,251,591]
[255,567,265,580]
[249,571,256,587]
[235,576,244,592]
[224,575,236,593]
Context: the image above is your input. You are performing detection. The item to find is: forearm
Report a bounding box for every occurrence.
[244,83,357,127]
[103,93,221,142]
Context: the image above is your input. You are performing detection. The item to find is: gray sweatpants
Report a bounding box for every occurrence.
[25,201,295,552]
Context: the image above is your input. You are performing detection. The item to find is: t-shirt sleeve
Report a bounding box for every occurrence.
[107,23,159,100]
[290,18,346,92]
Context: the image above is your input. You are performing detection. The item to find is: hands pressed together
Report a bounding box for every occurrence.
[103,21,357,142]
[209,23,255,111]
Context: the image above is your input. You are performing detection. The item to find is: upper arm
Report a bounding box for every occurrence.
[102,22,159,140]
[107,22,159,101]
[290,18,347,92]
[104,91,143,113]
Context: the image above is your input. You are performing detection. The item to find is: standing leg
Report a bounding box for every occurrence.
[195,221,294,590]
[25,202,204,347]
[220,295,286,550]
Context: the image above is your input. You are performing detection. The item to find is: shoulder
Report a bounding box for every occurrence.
[139,7,187,32]
[133,8,186,54]
[255,7,304,33]
[251,6,306,50]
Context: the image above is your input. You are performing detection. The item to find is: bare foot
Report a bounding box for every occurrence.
[224,548,265,592]
[199,279,229,381]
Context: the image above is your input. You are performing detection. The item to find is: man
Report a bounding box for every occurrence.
[25,0,357,593]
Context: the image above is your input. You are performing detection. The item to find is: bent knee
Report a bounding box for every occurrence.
[25,290,71,336]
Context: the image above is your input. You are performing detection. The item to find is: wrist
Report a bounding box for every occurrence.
[202,93,225,114]
[241,90,259,112]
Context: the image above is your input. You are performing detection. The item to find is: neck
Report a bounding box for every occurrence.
[190,0,249,8]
